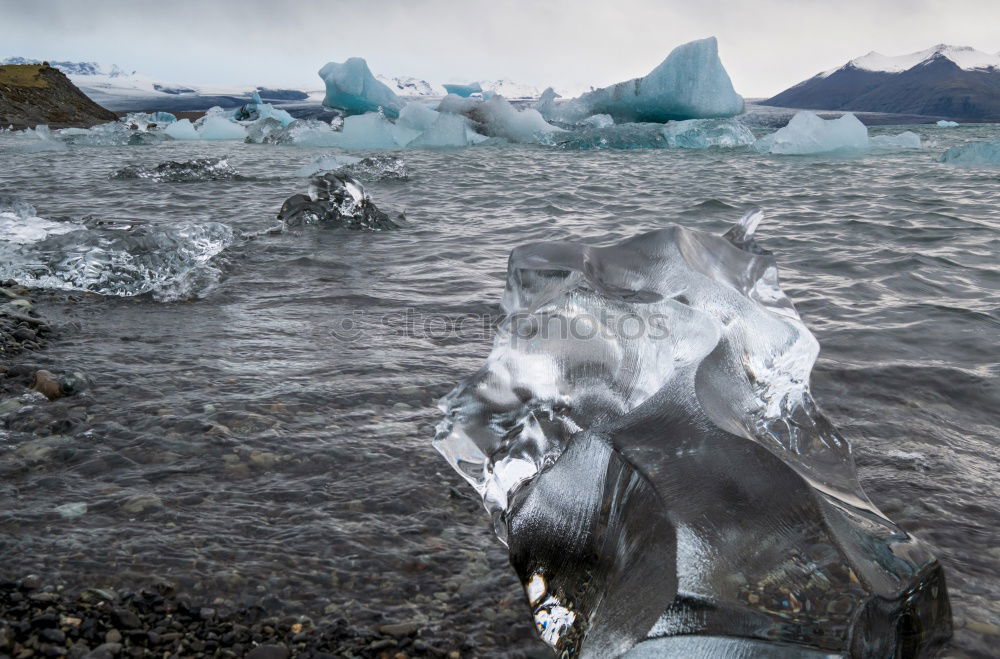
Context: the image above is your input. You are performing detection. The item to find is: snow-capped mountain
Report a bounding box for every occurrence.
[376,75,445,97]
[763,44,1000,121]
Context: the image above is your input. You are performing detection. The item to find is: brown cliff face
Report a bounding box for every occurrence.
[0,63,117,129]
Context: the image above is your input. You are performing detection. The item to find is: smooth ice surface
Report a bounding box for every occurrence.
[939,140,1000,164]
[754,112,869,155]
[937,120,960,127]
[319,57,404,118]
[196,115,248,141]
[408,113,488,148]
[443,82,483,97]
[435,209,951,657]
[870,131,922,150]
[469,97,563,144]
[662,118,755,148]
[571,37,745,122]
[164,119,200,140]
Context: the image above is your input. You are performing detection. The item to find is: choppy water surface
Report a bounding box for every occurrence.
[1,125,998,657]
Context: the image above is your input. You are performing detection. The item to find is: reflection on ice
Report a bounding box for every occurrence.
[435,209,952,657]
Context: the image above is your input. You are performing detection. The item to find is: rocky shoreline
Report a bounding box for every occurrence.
[0,578,505,659]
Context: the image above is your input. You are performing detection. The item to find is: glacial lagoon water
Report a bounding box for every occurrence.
[1,123,998,657]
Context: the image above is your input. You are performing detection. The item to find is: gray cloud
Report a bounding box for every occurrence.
[2,0,998,96]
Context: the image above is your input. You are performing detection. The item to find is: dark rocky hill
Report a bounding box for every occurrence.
[0,63,117,129]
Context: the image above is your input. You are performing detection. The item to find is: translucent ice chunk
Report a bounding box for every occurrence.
[408,112,488,147]
[319,57,404,118]
[557,118,753,150]
[0,198,234,300]
[435,209,952,657]
[469,96,563,144]
[870,130,922,150]
[164,118,200,140]
[278,172,402,231]
[14,125,68,152]
[662,118,755,148]
[196,115,247,140]
[571,37,744,122]
[110,158,243,182]
[581,114,614,129]
[936,120,959,127]
[939,140,1000,164]
[754,111,869,154]
[442,82,483,97]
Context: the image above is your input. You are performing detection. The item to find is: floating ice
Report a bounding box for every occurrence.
[393,102,440,145]
[436,94,481,115]
[469,97,563,144]
[662,118,755,148]
[939,140,1000,164]
[533,87,561,118]
[120,111,177,129]
[581,114,614,129]
[870,130,922,150]
[244,117,286,144]
[278,173,403,231]
[936,120,960,127]
[569,37,745,123]
[13,125,68,152]
[110,158,243,183]
[164,119,200,140]
[435,209,952,657]
[337,112,400,149]
[557,118,753,150]
[408,112,488,147]
[195,115,248,141]
[60,122,165,147]
[754,112,869,155]
[442,82,483,97]
[319,57,404,118]
[0,198,234,300]
[294,154,408,180]
[233,91,295,126]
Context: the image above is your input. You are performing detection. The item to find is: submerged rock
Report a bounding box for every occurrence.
[435,209,952,657]
[278,173,403,231]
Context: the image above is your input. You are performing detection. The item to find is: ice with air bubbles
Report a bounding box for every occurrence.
[434,209,952,657]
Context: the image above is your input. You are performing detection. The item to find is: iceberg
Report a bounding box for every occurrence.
[570,37,744,123]
[14,125,68,152]
[233,91,295,126]
[939,140,1000,164]
[533,87,561,118]
[870,130,922,150]
[278,172,402,231]
[442,82,483,97]
[936,120,960,127]
[319,57,404,118]
[196,114,248,140]
[557,118,753,150]
[469,96,563,144]
[581,114,614,129]
[435,209,952,657]
[662,118,755,148]
[163,119,200,140]
[408,112,488,148]
[754,111,869,154]
[393,101,440,145]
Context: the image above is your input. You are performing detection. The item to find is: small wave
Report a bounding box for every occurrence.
[0,198,234,301]
[110,158,245,183]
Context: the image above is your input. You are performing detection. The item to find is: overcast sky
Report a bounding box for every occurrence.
[2,0,998,97]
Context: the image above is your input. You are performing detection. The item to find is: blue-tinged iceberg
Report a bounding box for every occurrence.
[563,37,744,123]
[435,209,952,657]
[754,112,869,154]
[442,82,483,97]
[939,140,1000,164]
[319,57,404,118]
